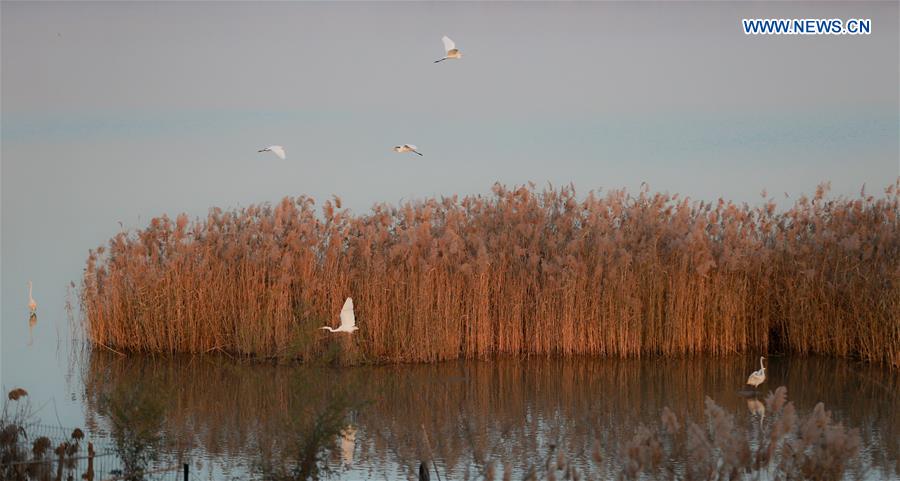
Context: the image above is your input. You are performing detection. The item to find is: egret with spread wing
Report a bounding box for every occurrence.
[258,145,286,160]
[393,144,423,156]
[320,297,358,334]
[434,36,462,63]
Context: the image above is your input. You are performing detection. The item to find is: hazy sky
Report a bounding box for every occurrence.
[1,2,898,394]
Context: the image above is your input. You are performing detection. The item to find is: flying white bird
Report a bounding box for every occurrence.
[393,144,423,156]
[434,36,462,63]
[27,281,37,314]
[258,145,286,160]
[320,297,358,334]
[746,356,766,389]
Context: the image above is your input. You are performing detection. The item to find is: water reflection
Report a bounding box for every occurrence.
[339,426,356,468]
[79,353,899,479]
[95,371,167,480]
[28,313,37,346]
[746,398,765,422]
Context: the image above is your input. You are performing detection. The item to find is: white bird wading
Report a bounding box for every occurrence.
[746,356,766,389]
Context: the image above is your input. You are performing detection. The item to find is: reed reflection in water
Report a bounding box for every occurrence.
[80,353,899,479]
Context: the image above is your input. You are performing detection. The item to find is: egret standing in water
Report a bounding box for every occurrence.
[393,144,423,156]
[258,145,286,160]
[434,36,462,63]
[27,281,37,315]
[746,356,766,389]
[320,298,358,334]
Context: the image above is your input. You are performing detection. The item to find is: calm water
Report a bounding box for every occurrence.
[5,321,900,481]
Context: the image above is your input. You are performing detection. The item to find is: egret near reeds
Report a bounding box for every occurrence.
[393,144,423,156]
[28,281,37,314]
[258,145,286,160]
[320,298,358,334]
[434,36,462,63]
[746,356,766,389]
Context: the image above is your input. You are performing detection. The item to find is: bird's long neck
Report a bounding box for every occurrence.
[760,358,765,370]
[28,282,33,300]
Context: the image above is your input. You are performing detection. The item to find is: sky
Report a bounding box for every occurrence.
[1,1,898,398]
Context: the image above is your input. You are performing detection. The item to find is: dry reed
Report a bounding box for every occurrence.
[81,181,900,366]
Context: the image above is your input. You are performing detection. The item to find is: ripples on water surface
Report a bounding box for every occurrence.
[51,352,894,480]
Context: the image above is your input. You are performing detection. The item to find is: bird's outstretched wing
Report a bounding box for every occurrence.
[405,144,418,151]
[259,145,286,160]
[269,145,286,160]
[339,297,355,329]
[442,36,455,52]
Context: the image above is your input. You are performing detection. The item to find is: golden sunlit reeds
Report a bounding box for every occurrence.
[81,181,900,367]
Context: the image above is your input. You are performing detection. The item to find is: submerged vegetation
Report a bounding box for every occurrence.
[81,181,900,366]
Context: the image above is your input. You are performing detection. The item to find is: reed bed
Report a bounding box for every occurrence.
[81,181,900,366]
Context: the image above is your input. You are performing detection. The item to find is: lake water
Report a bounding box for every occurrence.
[4,311,899,481]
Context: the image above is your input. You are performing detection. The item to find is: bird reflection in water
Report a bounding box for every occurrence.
[28,312,37,346]
[747,397,765,427]
[340,425,357,468]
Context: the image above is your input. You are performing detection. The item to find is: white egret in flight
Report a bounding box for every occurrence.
[746,356,766,389]
[393,144,423,156]
[258,145,286,160]
[434,36,462,63]
[320,297,358,334]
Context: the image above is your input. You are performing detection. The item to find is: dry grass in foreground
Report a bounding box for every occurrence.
[81,181,900,366]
